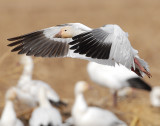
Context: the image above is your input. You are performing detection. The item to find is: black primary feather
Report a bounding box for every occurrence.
[127,77,152,91]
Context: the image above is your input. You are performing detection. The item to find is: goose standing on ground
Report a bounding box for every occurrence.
[8,23,151,78]
[87,62,152,106]
[29,87,62,126]
[71,81,127,126]
[150,86,160,107]
[0,88,24,126]
[16,55,66,107]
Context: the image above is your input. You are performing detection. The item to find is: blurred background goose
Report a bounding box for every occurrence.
[87,62,152,106]
[16,55,66,107]
[0,88,24,126]
[71,81,127,126]
[29,87,62,126]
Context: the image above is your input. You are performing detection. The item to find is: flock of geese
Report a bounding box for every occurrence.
[0,23,160,126]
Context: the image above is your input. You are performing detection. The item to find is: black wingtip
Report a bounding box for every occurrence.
[49,99,67,107]
[7,31,43,41]
[69,40,79,45]
[127,77,152,91]
[72,32,91,40]
[7,36,22,41]
[70,44,79,50]
[7,40,23,47]
[58,100,68,106]
[7,38,16,41]
[7,38,12,41]
[7,43,12,46]
[11,45,23,52]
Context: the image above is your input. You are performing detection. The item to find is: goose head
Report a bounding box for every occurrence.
[55,26,84,38]
[5,87,17,102]
[74,81,91,95]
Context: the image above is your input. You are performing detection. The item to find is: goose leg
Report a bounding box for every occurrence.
[113,90,118,107]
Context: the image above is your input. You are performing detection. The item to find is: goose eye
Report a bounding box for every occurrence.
[64,29,67,31]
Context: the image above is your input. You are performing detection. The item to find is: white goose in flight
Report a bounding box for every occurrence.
[8,23,151,78]
[71,81,127,126]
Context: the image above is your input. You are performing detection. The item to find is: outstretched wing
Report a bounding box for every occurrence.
[70,25,134,69]
[7,23,91,58]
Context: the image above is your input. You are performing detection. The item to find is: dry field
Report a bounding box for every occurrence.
[0,0,160,125]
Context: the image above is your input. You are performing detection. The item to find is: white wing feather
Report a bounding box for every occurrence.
[103,25,135,69]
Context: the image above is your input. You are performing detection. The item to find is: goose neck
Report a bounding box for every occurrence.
[0,100,16,122]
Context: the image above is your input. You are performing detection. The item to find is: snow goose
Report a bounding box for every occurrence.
[87,62,151,106]
[150,86,160,107]
[16,55,66,107]
[72,81,127,126]
[7,23,151,78]
[29,87,62,126]
[0,88,24,126]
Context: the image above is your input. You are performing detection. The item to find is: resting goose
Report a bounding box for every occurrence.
[0,88,24,126]
[71,81,127,126]
[29,87,62,126]
[87,62,151,106]
[8,23,151,78]
[16,55,66,107]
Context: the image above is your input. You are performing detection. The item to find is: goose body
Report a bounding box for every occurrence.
[16,56,66,107]
[8,23,151,78]
[87,62,151,91]
[72,81,127,126]
[0,88,24,126]
[29,87,62,126]
[87,62,151,105]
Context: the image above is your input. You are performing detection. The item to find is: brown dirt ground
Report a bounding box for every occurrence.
[0,0,160,125]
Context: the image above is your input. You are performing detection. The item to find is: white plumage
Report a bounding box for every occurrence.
[63,117,74,126]
[29,87,62,126]
[8,23,151,78]
[71,81,127,126]
[150,86,160,107]
[87,62,151,105]
[0,88,24,126]
[16,55,65,107]
[87,62,137,90]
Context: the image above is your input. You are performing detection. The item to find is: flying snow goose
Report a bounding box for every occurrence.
[71,81,127,126]
[150,86,160,107]
[7,23,151,78]
[87,62,151,106]
[29,87,62,126]
[16,55,66,107]
[0,88,24,126]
